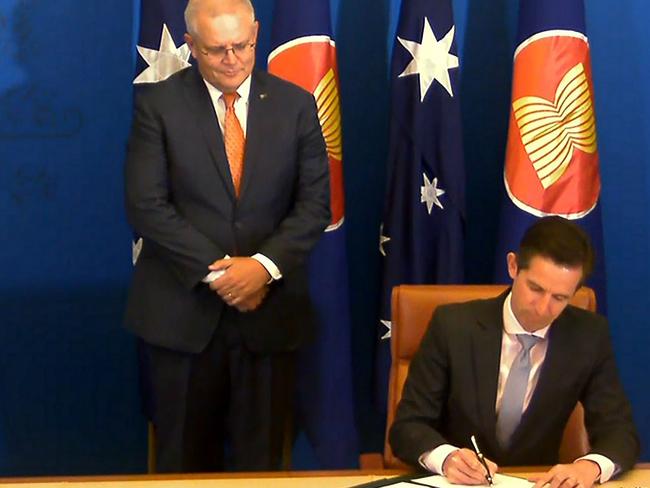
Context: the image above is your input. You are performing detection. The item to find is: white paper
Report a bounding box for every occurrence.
[386,483,428,488]
[412,473,534,488]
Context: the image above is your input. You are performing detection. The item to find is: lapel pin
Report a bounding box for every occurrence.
[259,93,268,100]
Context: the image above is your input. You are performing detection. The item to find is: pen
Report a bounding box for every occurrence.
[470,435,494,486]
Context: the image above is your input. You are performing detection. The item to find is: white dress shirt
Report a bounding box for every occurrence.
[420,293,616,481]
[200,75,282,284]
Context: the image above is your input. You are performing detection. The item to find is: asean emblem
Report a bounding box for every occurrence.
[268,36,345,230]
[504,31,600,218]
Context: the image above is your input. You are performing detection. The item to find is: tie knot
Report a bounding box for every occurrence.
[516,334,540,353]
[222,92,239,110]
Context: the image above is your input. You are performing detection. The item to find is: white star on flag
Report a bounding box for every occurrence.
[380,320,392,340]
[397,17,459,101]
[134,24,191,84]
[421,173,445,214]
[132,237,143,265]
[379,223,391,257]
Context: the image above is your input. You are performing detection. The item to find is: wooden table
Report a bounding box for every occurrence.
[0,470,404,488]
[0,466,647,488]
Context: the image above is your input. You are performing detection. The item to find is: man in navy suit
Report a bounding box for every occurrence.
[124,0,330,472]
[389,217,638,488]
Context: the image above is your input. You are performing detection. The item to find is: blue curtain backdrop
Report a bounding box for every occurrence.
[0,0,649,475]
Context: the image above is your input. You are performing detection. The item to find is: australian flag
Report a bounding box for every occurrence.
[376,0,465,411]
[131,0,192,267]
[269,0,358,469]
[133,1,190,86]
[131,0,193,432]
[494,0,607,310]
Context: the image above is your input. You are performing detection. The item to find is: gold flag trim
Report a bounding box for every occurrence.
[314,68,343,160]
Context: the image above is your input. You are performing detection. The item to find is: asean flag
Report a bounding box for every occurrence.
[268,20,344,228]
[495,0,607,309]
[268,0,358,469]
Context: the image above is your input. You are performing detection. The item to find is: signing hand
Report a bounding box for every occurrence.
[208,257,271,306]
[532,460,600,488]
[443,448,498,485]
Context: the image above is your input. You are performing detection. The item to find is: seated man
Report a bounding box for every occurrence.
[389,217,639,488]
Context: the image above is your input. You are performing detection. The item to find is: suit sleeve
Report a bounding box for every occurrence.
[125,91,225,290]
[389,308,453,468]
[255,94,331,275]
[581,317,639,473]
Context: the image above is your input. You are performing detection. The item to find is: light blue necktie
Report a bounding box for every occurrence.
[496,334,541,448]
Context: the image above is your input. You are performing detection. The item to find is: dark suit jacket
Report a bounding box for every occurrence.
[124,67,331,354]
[389,291,639,471]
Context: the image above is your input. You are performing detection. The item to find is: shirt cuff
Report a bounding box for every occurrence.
[252,253,282,281]
[576,454,617,482]
[419,444,459,474]
[202,255,230,283]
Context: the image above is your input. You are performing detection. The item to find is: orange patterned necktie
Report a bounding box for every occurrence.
[222,92,245,197]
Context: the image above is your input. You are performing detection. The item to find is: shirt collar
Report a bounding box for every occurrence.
[503,292,551,339]
[203,74,253,104]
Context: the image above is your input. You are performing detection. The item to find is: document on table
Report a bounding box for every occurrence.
[352,472,535,488]
[409,473,534,488]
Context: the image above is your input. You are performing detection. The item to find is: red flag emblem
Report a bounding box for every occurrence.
[268,37,345,229]
[504,32,600,218]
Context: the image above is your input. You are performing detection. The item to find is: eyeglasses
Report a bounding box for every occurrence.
[198,41,256,60]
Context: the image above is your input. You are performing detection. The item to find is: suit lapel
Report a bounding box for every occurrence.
[472,293,506,451]
[239,71,269,200]
[182,67,236,200]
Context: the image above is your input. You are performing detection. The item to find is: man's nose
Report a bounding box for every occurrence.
[535,294,551,315]
[222,49,237,63]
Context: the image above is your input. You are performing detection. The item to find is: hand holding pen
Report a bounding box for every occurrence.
[471,435,495,485]
[442,442,498,485]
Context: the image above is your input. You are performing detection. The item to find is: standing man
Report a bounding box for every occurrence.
[124,0,330,473]
[390,217,639,487]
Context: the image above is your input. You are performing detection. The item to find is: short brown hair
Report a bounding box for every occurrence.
[516,216,594,281]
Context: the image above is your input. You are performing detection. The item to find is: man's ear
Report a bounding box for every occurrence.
[252,21,259,42]
[506,252,519,280]
[184,33,197,59]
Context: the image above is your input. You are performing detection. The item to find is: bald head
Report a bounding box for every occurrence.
[185,0,255,36]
